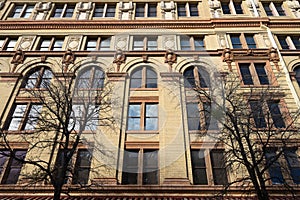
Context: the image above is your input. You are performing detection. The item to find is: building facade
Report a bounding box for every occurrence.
[0,0,299,199]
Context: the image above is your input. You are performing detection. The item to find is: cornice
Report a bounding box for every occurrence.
[0,18,272,30]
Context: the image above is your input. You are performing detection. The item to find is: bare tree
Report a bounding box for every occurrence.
[194,72,300,200]
[0,63,114,200]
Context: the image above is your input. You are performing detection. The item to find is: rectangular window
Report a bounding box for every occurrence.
[8,4,34,18]
[0,37,18,51]
[263,2,285,16]
[6,104,42,131]
[72,149,92,184]
[133,36,157,51]
[249,100,286,129]
[51,4,75,18]
[127,103,158,131]
[69,104,99,131]
[230,33,256,49]
[284,149,300,184]
[210,149,228,185]
[191,150,208,184]
[93,3,116,18]
[85,36,111,51]
[265,149,284,184]
[37,37,64,51]
[180,36,205,50]
[277,35,300,50]
[221,0,243,14]
[122,149,158,185]
[177,2,198,17]
[0,150,27,184]
[238,62,271,85]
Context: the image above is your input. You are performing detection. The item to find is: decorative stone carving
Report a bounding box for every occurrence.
[113,49,126,72]
[115,36,128,51]
[0,0,6,10]
[268,47,280,71]
[62,49,75,68]
[161,1,176,19]
[164,49,177,72]
[76,2,93,20]
[162,35,176,50]
[66,36,82,51]
[218,34,227,48]
[222,48,233,71]
[208,0,221,18]
[33,2,52,20]
[18,36,35,51]
[119,2,133,20]
[287,0,300,17]
[246,0,259,16]
[262,33,271,48]
[11,49,24,65]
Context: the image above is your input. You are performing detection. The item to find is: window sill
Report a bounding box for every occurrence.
[130,88,158,91]
[240,84,279,88]
[126,130,159,134]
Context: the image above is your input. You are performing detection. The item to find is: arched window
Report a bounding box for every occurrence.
[130,66,157,89]
[24,67,53,89]
[294,66,300,86]
[183,66,209,88]
[76,66,104,89]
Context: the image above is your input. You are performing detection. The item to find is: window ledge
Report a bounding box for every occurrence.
[126,130,159,134]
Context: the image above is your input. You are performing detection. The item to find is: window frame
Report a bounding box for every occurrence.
[129,66,158,89]
[72,149,93,185]
[75,66,105,90]
[122,148,159,185]
[85,36,111,51]
[183,66,210,89]
[0,37,18,51]
[5,103,42,132]
[262,2,286,16]
[93,3,116,18]
[221,0,243,15]
[177,2,199,17]
[237,61,275,86]
[132,36,158,51]
[277,35,300,50]
[0,149,27,184]
[191,148,228,185]
[37,37,64,51]
[127,102,158,132]
[135,3,157,18]
[230,33,257,49]
[51,3,75,18]
[8,4,34,19]
[22,67,53,89]
[180,35,205,51]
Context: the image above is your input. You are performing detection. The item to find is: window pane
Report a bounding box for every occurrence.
[105,4,115,17]
[64,5,75,18]
[198,67,209,88]
[53,5,64,18]
[135,3,145,17]
[191,150,208,184]
[130,69,142,88]
[53,39,63,51]
[267,101,285,128]
[122,150,139,184]
[265,149,284,184]
[143,150,158,184]
[239,63,254,85]
[291,36,300,49]
[147,38,157,50]
[275,3,285,16]
[194,37,204,50]
[128,104,141,130]
[8,105,27,130]
[249,101,267,128]
[210,150,228,185]
[180,37,190,50]
[94,4,104,17]
[6,39,17,51]
[25,70,40,88]
[284,149,300,184]
[148,4,157,17]
[189,3,199,16]
[77,69,91,88]
[277,36,289,49]
[24,104,42,130]
[255,63,269,85]
[184,67,196,88]
[177,3,186,16]
[72,150,92,184]
[234,2,243,14]
[294,67,300,86]
[187,103,200,130]
[100,38,111,50]
[245,35,256,48]
[133,38,144,50]
[92,68,104,88]
[263,3,273,16]
[146,68,157,88]
[221,3,230,14]
[40,69,53,88]
[230,35,242,48]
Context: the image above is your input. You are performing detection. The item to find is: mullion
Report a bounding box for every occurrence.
[141,103,145,130]
[19,104,31,130]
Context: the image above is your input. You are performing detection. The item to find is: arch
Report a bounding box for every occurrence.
[121,57,166,73]
[75,65,105,89]
[70,57,111,73]
[129,65,158,89]
[183,65,210,88]
[22,66,53,89]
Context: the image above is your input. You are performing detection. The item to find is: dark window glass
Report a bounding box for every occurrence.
[187,103,200,130]
[184,67,195,88]
[291,36,300,49]
[148,4,157,17]
[191,150,208,184]
[64,5,75,18]
[274,3,285,16]
[255,63,269,85]
[230,35,242,48]
[294,67,300,86]
[221,2,230,14]
[135,3,145,17]
[180,37,191,50]
[122,150,139,184]
[94,4,104,17]
[10,5,23,18]
[189,3,199,16]
[245,35,256,48]
[106,4,115,17]
[234,2,243,14]
[1,150,27,184]
[52,4,64,18]
[76,66,104,89]
[210,150,228,185]
[263,3,273,16]
[239,63,254,85]
[278,36,289,49]
[177,3,186,16]
[267,101,285,128]
[143,150,158,184]
[72,150,92,184]
[25,68,53,89]
[284,149,300,184]
[265,149,284,184]
[194,37,205,50]
[130,67,157,88]
[249,101,267,128]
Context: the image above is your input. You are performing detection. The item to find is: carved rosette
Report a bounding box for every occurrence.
[115,36,128,51]
[62,49,75,69]
[67,36,81,51]
[119,2,134,20]
[76,2,93,20]
[161,1,176,19]
[33,2,52,20]
[18,36,35,51]
[162,35,176,50]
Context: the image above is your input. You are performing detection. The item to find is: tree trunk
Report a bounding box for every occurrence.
[53,186,62,200]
